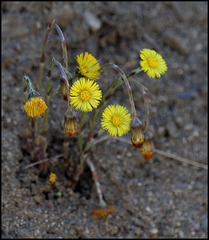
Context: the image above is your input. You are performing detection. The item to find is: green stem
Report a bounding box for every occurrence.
[54,59,72,111]
[84,129,104,154]
[143,88,149,133]
[127,67,143,78]
[42,58,55,136]
[63,134,70,160]
[77,112,86,153]
[72,112,86,186]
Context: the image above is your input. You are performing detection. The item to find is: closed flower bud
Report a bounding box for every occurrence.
[131,119,144,148]
[64,110,78,136]
[59,78,68,101]
[140,130,154,160]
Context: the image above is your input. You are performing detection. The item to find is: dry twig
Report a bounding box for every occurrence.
[94,136,207,170]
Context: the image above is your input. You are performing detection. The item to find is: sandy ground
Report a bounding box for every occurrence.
[2,2,207,238]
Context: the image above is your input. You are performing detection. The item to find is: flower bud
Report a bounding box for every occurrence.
[140,130,154,160]
[59,78,68,101]
[64,110,78,136]
[130,119,144,148]
[49,172,57,184]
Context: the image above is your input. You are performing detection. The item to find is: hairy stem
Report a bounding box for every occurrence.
[42,58,55,137]
[100,63,137,121]
[22,76,32,138]
[53,59,71,110]
[143,88,149,133]
[53,22,69,72]
[72,112,86,187]
[86,157,107,207]
[87,78,123,143]
[37,19,55,93]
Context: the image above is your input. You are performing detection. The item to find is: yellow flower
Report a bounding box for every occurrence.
[49,173,57,184]
[140,49,167,78]
[101,105,131,136]
[70,77,102,112]
[76,52,101,80]
[24,96,47,118]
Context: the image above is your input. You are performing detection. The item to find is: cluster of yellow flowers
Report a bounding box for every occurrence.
[23,49,167,160]
[22,20,168,204]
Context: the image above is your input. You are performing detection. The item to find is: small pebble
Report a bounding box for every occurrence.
[84,12,101,31]
[150,228,158,235]
[146,206,153,213]
[33,195,42,204]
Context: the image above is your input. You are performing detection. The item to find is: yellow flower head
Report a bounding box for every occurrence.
[49,172,57,184]
[76,52,101,80]
[70,77,102,112]
[140,49,167,78]
[101,105,131,137]
[24,96,47,118]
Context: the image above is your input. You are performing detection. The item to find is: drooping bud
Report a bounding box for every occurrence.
[64,109,78,136]
[59,78,68,101]
[140,130,154,160]
[130,118,144,148]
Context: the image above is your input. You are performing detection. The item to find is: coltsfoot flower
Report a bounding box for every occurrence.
[76,52,101,80]
[140,49,167,78]
[24,96,47,118]
[101,105,131,137]
[70,77,102,112]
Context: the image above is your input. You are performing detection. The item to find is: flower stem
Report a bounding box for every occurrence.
[63,134,70,160]
[23,76,34,160]
[72,112,86,188]
[127,67,143,78]
[53,22,69,72]
[128,76,149,133]
[22,76,32,138]
[36,19,55,93]
[42,58,55,137]
[53,59,71,110]
[100,63,138,122]
[77,112,86,153]
[87,77,123,143]
[86,156,107,207]
[143,88,149,133]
